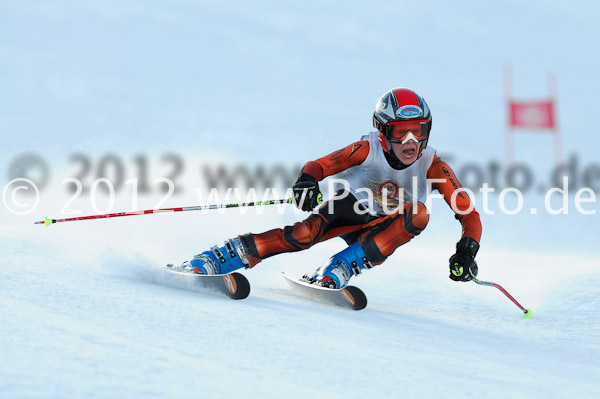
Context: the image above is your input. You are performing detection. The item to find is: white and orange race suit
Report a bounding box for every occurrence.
[239,132,482,266]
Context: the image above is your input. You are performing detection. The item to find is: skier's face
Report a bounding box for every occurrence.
[391,139,420,165]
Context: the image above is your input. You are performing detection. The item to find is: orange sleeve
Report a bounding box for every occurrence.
[427,155,482,242]
[301,140,370,180]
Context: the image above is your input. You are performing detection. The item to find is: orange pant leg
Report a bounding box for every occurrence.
[358,201,430,264]
[239,193,373,267]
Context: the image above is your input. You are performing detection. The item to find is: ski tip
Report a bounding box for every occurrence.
[343,286,368,311]
[222,272,251,300]
[523,309,533,319]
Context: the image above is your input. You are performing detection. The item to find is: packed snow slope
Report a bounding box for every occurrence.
[1,210,599,399]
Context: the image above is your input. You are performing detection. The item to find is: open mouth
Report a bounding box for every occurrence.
[402,148,416,158]
[400,144,417,160]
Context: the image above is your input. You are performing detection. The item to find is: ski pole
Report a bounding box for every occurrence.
[34,193,324,227]
[34,198,292,226]
[472,277,532,318]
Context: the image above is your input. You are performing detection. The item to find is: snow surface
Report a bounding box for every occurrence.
[2,213,599,399]
[1,0,600,398]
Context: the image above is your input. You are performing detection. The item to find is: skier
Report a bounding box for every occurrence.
[175,88,482,288]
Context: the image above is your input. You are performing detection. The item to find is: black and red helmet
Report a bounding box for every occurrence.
[373,88,433,156]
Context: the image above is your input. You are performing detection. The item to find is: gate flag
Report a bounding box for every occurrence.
[509,101,555,130]
[504,65,562,166]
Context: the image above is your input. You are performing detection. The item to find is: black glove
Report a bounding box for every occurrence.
[292,173,322,212]
[449,237,479,282]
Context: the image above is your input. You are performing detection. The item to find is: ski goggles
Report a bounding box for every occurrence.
[386,120,430,143]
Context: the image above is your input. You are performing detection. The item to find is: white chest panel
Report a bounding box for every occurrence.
[333,132,436,215]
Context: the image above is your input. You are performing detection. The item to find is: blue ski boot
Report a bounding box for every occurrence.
[180,237,251,275]
[304,241,373,289]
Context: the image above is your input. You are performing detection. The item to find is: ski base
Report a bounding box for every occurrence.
[281,272,367,310]
[165,266,251,300]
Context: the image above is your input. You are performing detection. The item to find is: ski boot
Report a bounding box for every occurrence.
[304,241,373,289]
[178,237,251,275]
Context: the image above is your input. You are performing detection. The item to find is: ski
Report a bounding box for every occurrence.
[281,272,367,310]
[165,265,251,300]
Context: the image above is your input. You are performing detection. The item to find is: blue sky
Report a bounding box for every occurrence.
[2,0,599,161]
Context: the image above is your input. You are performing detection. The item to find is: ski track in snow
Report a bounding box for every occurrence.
[1,236,599,399]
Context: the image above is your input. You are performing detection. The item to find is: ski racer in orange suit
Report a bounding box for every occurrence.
[178,88,482,289]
